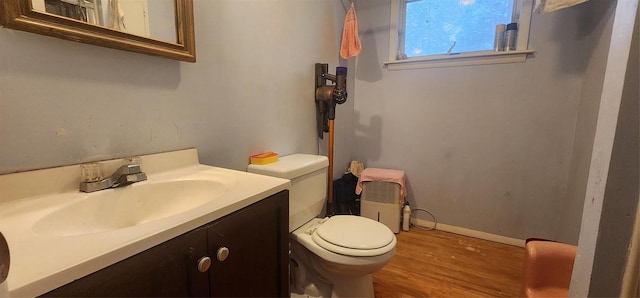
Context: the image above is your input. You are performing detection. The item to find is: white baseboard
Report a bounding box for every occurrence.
[411,218,526,248]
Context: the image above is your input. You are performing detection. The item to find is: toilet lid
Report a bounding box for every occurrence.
[312,215,395,257]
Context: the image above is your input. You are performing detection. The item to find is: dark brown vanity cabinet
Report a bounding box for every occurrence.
[42,190,289,297]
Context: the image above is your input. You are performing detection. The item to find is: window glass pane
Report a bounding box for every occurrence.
[405,0,513,57]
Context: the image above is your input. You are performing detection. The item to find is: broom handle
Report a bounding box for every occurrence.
[327,119,335,214]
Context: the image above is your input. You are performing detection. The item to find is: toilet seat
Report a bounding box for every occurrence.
[311,215,395,257]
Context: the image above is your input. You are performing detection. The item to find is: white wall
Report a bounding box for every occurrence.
[558,0,617,245]
[0,0,349,177]
[571,0,640,295]
[352,0,591,240]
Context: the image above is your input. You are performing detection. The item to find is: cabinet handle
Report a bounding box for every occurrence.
[197,256,211,272]
[216,247,230,262]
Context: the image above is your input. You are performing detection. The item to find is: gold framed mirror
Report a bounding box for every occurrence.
[0,0,196,62]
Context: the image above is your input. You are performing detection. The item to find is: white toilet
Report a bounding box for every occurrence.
[248,154,397,297]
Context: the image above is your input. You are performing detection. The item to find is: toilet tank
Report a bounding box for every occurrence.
[248,154,328,232]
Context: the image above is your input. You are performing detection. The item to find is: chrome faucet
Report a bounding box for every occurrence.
[79,164,147,193]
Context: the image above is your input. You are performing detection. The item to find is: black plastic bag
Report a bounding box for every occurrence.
[333,172,361,215]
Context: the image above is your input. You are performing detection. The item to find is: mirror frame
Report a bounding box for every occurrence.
[0,0,196,62]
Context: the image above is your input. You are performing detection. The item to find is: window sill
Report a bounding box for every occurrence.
[384,50,534,70]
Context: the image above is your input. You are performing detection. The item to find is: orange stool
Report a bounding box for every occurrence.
[522,240,577,297]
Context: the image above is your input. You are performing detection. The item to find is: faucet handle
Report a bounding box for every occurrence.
[80,163,105,182]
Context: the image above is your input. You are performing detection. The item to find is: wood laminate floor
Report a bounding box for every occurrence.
[373,227,525,297]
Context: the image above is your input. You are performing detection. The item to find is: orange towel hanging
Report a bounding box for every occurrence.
[340,2,361,59]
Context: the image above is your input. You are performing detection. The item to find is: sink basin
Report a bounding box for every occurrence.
[33,179,229,237]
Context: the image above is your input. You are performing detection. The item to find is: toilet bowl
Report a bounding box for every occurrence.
[247,154,397,297]
[291,217,396,297]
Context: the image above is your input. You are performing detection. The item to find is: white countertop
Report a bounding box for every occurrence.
[0,149,290,297]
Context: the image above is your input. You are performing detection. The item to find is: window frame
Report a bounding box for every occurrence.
[386,0,534,70]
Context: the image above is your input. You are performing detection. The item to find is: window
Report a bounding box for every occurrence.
[386,0,534,70]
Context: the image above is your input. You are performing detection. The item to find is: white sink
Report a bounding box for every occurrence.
[0,149,291,298]
[33,179,228,237]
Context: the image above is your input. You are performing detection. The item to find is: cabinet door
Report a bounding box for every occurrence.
[41,227,209,297]
[207,190,289,297]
